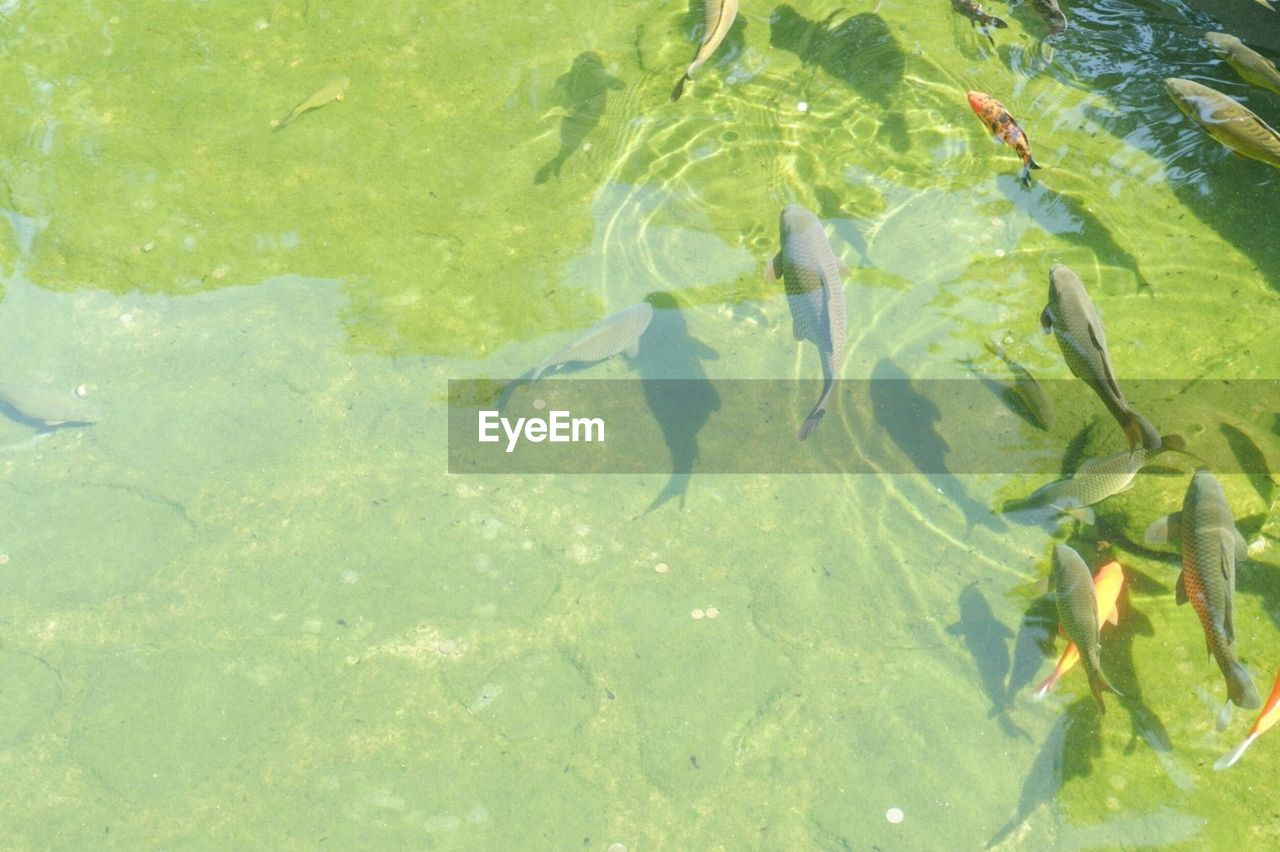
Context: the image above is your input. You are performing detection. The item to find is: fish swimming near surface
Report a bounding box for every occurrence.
[273,76,350,130]
[530,303,654,382]
[1034,559,1123,699]
[671,0,739,102]
[1145,470,1260,713]
[1050,543,1122,714]
[1205,33,1280,96]
[1216,669,1280,769]
[1040,263,1162,452]
[1164,77,1280,169]
[1007,435,1186,521]
[966,91,1041,187]
[766,204,848,441]
[984,340,1054,430]
[951,0,1008,36]
[1028,0,1068,34]
[0,385,101,426]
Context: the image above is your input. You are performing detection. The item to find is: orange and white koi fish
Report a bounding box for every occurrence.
[967,91,1042,187]
[1216,670,1280,769]
[1033,559,1124,699]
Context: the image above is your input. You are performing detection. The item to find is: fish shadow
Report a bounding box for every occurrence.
[769,6,909,151]
[632,292,720,516]
[1005,593,1058,703]
[947,583,1031,740]
[869,358,1006,531]
[1220,422,1277,506]
[534,52,624,184]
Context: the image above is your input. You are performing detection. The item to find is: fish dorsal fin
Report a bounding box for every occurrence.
[1175,570,1188,605]
[625,341,640,358]
[1222,534,1237,644]
[1039,306,1053,334]
[1086,320,1124,399]
[1144,512,1181,545]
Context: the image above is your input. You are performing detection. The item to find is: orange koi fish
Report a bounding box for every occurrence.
[1033,559,1124,699]
[967,91,1042,187]
[1216,670,1280,770]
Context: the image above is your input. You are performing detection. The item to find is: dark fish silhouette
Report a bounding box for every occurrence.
[1028,0,1068,34]
[1145,470,1260,712]
[535,53,624,183]
[984,340,1053,430]
[1040,264,1161,452]
[952,0,1008,38]
[766,204,847,440]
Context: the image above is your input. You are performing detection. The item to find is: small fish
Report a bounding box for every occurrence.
[0,385,101,426]
[671,0,739,101]
[1145,471,1260,711]
[984,340,1054,430]
[766,204,848,441]
[1164,77,1280,169]
[1216,669,1280,770]
[1050,543,1122,714]
[951,0,1008,32]
[1034,559,1123,699]
[1027,0,1068,34]
[274,76,350,130]
[530,303,654,382]
[1205,33,1280,96]
[966,91,1041,187]
[1040,264,1161,452]
[1012,436,1186,519]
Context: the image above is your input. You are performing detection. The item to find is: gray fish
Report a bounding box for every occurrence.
[1165,77,1280,168]
[274,76,349,130]
[1029,0,1067,34]
[1014,435,1186,518]
[767,204,848,441]
[1051,543,1121,715]
[671,0,739,101]
[531,303,654,381]
[1145,471,1260,710]
[1205,32,1280,96]
[984,340,1054,431]
[0,385,101,426]
[1040,264,1161,452]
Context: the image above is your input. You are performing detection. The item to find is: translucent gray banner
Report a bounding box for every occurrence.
[447,379,1279,475]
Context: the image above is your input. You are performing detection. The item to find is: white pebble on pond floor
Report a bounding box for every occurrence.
[886,806,904,824]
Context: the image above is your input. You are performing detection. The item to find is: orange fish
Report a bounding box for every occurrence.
[967,91,1042,187]
[1033,560,1124,699]
[1216,669,1280,770]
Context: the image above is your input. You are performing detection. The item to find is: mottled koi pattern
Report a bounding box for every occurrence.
[951,0,1007,31]
[966,91,1042,186]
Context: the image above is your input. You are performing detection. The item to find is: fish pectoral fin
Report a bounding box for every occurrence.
[1175,570,1189,605]
[1232,527,1249,560]
[1144,511,1180,545]
[1039,307,1053,334]
[837,257,852,277]
[624,341,640,358]
[763,252,783,283]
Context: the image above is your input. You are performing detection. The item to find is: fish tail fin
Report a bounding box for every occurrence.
[670,74,690,102]
[1087,666,1122,715]
[1032,671,1059,700]
[1214,733,1260,771]
[1018,163,1033,188]
[1227,662,1261,709]
[1123,410,1162,451]
[1028,155,1042,171]
[798,380,835,441]
[533,161,558,184]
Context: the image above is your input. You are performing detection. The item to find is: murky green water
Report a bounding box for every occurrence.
[1,0,1278,847]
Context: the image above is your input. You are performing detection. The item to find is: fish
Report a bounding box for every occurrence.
[671,0,739,101]
[1216,669,1280,770]
[1034,559,1124,699]
[1145,470,1260,711]
[274,76,350,130]
[1010,436,1186,520]
[984,340,1054,430]
[766,204,848,441]
[966,91,1041,187]
[1040,263,1162,452]
[1164,77,1280,169]
[951,0,1008,33]
[1050,543,1121,714]
[530,303,654,382]
[0,385,101,426]
[1028,0,1068,34]
[1205,33,1280,96]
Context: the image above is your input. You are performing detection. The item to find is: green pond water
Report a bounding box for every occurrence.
[1,0,1279,848]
